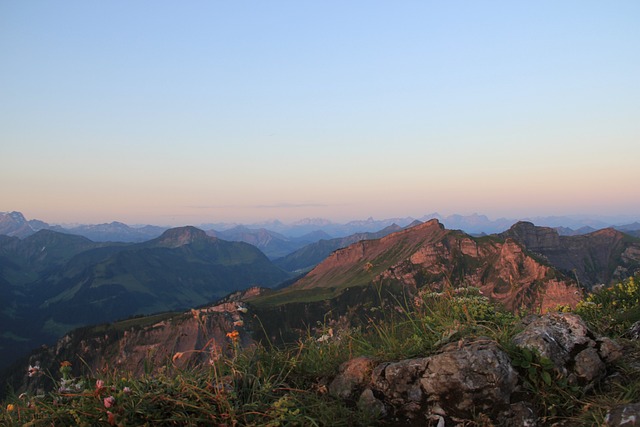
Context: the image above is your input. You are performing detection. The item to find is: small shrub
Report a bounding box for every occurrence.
[574,275,640,335]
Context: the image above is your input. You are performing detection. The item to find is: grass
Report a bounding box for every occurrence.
[3,276,640,426]
[248,286,341,308]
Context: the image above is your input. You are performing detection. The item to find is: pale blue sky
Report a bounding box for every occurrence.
[1,1,639,225]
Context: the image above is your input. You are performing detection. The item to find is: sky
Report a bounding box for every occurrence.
[1,1,639,226]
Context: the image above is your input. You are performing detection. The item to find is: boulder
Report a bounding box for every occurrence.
[512,312,619,387]
[626,321,640,340]
[328,356,376,400]
[357,388,386,418]
[419,338,518,420]
[605,402,640,426]
[371,358,429,416]
[368,337,518,420]
[329,313,622,424]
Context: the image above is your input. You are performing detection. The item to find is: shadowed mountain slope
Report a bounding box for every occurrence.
[0,227,290,373]
[206,226,327,259]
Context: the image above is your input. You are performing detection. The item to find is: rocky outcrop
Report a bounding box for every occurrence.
[502,222,640,289]
[12,296,259,396]
[329,313,620,425]
[606,403,640,426]
[329,338,519,424]
[419,338,518,419]
[512,312,622,387]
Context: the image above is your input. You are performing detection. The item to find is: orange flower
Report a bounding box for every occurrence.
[60,361,72,367]
[172,352,184,362]
[226,330,240,340]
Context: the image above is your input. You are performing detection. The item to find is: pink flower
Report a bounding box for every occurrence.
[103,395,115,408]
[123,386,131,394]
[96,379,105,389]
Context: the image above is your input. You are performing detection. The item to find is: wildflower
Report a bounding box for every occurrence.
[107,411,116,426]
[59,361,72,380]
[96,379,105,389]
[27,362,41,377]
[316,334,331,343]
[103,396,115,408]
[226,330,240,341]
[172,352,184,362]
[122,386,131,394]
[6,404,15,412]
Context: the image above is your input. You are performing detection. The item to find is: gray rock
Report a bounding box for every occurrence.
[512,312,610,386]
[371,357,429,413]
[574,347,606,384]
[505,402,538,427]
[605,402,640,426]
[357,388,387,418]
[420,337,518,420]
[626,321,640,340]
[598,336,623,363]
[328,356,376,399]
[512,312,592,375]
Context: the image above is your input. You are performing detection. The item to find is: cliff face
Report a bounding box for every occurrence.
[292,220,449,289]
[501,222,640,289]
[292,220,581,312]
[14,296,259,393]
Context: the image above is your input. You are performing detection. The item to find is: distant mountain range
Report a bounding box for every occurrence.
[207,226,331,259]
[0,226,289,371]
[3,211,640,245]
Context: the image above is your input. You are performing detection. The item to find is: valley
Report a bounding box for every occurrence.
[2,210,640,425]
[2,211,640,380]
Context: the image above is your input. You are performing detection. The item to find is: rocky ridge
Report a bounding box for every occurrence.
[502,222,640,289]
[328,312,623,425]
[292,219,582,312]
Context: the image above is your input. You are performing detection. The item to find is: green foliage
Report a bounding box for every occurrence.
[4,280,640,425]
[509,346,583,421]
[573,275,640,335]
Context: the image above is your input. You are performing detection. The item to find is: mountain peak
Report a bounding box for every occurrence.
[155,226,210,248]
[412,218,444,231]
[0,211,34,237]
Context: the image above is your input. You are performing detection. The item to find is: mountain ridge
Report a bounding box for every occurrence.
[5,210,640,244]
[0,226,291,372]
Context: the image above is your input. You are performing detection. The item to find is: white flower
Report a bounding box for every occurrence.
[27,363,41,377]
